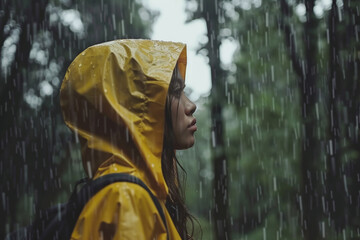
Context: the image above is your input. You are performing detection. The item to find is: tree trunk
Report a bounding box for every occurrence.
[326,0,346,232]
[299,1,320,239]
[280,0,320,238]
[201,1,231,239]
[339,0,360,230]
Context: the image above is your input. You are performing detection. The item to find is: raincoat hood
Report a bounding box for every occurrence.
[60,39,187,200]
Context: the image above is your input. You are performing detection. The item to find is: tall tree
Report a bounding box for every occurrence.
[327,0,360,232]
[341,0,360,230]
[280,0,320,239]
[326,0,346,231]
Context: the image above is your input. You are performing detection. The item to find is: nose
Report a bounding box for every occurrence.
[185,97,196,115]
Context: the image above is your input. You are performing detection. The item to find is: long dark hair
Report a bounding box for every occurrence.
[161,66,197,239]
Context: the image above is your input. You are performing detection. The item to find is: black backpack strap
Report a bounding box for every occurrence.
[64,173,169,240]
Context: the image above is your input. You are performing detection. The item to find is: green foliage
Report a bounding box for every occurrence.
[225,2,303,237]
[183,0,360,239]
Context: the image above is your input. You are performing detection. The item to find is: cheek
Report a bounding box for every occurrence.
[171,100,179,129]
[170,102,184,142]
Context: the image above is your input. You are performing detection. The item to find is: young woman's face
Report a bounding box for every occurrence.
[171,72,197,150]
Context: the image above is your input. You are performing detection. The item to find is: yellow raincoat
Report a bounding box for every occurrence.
[60,39,187,239]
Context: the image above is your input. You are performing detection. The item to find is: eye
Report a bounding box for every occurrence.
[173,89,182,98]
[169,81,184,98]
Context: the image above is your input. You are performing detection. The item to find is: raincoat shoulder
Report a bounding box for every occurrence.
[71,181,169,239]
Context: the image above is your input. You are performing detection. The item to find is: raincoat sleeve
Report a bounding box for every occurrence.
[70,182,168,240]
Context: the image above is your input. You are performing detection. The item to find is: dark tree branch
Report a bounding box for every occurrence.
[279,0,303,79]
[0,0,49,111]
[0,0,11,63]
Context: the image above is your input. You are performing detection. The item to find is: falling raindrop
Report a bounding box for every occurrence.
[211,130,216,147]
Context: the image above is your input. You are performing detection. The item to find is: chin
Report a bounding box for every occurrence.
[184,137,195,149]
[175,137,195,150]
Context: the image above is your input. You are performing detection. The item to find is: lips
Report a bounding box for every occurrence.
[188,118,196,127]
[188,118,197,131]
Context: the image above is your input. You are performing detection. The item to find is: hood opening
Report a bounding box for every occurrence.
[60,39,187,199]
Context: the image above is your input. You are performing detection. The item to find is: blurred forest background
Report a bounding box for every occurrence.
[1,0,359,239]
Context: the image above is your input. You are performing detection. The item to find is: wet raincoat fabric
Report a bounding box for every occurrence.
[60,39,187,239]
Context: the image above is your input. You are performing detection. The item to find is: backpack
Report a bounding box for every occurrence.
[6,173,168,240]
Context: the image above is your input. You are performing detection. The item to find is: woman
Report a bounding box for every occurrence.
[60,39,198,239]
